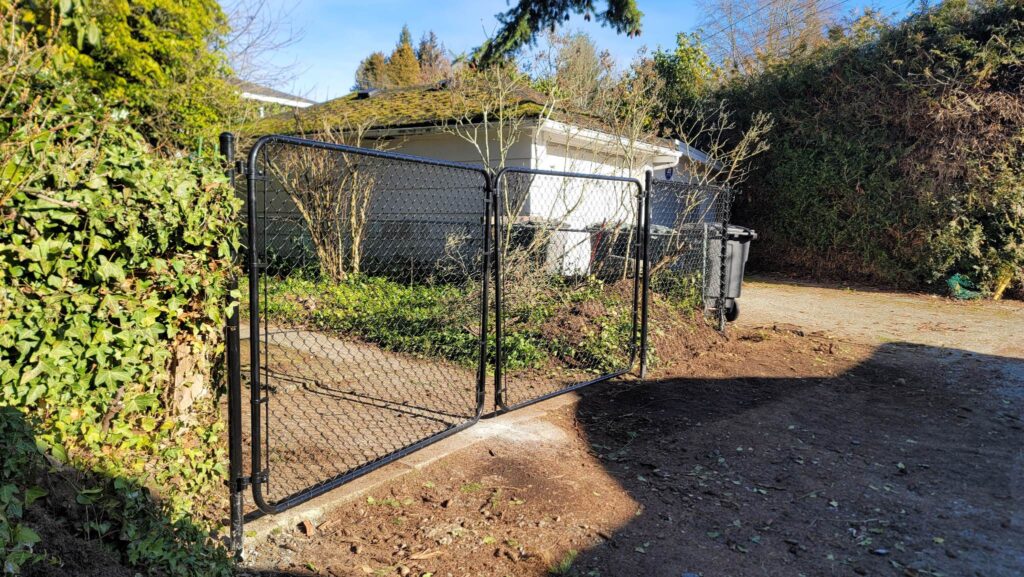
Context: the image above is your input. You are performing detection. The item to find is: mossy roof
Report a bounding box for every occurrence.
[245,84,551,135]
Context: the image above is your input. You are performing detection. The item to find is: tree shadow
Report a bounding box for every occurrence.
[0,407,232,577]
[566,342,1024,577]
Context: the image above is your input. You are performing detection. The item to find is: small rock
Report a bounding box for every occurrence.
[397,566,411,576]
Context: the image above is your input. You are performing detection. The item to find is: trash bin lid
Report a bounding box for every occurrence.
[726,224,757,241]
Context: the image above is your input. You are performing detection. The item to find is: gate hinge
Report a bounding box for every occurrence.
[228,471,268,492]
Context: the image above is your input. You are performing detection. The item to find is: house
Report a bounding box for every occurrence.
[231,79,316,119]
[650,141,725,230]
[245,85,685,277]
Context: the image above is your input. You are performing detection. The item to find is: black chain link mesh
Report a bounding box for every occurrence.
[243,138,489,510]
[233,134,732,514]
[647,179,733,317]
[495,169,644,410]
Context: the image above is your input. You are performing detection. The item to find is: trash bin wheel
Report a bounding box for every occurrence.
[725,300,740,322]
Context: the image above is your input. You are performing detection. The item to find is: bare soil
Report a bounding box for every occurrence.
[241,281,1024,577]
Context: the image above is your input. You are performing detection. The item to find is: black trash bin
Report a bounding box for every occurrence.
[706,224,757,322]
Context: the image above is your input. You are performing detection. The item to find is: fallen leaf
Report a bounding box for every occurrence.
[409,549,444,560]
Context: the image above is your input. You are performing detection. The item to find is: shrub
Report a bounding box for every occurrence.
[17,0,238,150]
[0,6,240,573]
[721,0,1024,296]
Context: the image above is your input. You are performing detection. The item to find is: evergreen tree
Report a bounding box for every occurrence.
[398,24,413,48]
[386,26,421,87]
[354,51,388,90]
[475,0,643,67]
[417,31,451,84]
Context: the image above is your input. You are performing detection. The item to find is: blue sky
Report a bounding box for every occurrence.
[248,0,917,102]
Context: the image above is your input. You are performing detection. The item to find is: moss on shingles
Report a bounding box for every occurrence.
[243,85,549,135]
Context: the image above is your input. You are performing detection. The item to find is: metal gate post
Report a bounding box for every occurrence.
[219,132,245,557]
[639,170,653,379]
[492,172,505,411]
[478,173,493,416]
[717,190,731,332]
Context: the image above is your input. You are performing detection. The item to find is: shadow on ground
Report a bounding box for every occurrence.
[567,342,1024,577]
[240,339,1024,577]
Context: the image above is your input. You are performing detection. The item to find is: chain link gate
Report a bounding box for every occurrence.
[493,168,645,411]
[644,177,735,334]
[223,133,735,555]
[240,135,492,515]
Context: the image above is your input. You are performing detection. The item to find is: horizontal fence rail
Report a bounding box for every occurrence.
[225,134,735,551]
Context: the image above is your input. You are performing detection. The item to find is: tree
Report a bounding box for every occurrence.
[269,120,384,281]
[653,32,716,112]
[386,25,421,87]
[698,0,839,75]
[417,31,451,84]
[531,31,614,113]
[21,0,235,149]
[353,25,429,90]
[355,51,388,90]
[222,0,304,86]
[475,0,643,67]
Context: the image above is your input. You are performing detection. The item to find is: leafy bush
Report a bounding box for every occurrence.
[258,274,635,375]
[16,0,238,150]
[0,409,46,575]
[721,0,1024,296]
[0,6,239,573]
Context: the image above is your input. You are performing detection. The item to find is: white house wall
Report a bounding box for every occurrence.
[258,130,535,278]
[526,140,645,275]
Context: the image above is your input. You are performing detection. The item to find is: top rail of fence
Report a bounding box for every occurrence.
[246,134,493,177]
[496,165,644,188]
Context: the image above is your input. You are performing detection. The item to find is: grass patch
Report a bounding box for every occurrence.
[254,273,641,374]
[549,549,579,575]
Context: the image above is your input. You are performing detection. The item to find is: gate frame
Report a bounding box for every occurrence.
[223,135,739,554]
[241,134,493,516]
[492,166,647,413]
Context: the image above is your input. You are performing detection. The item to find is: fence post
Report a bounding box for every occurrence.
[477,172,492,416]
[492,170,505,411]
[219,132,244,558]
[717,189,731,332]
[639,171,653,379]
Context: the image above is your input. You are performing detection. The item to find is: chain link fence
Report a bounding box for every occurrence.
[224,134,735,549]
[639,178,735,374]
[494,168,644,410]
[243,136,490,512]
[647,179,734,317]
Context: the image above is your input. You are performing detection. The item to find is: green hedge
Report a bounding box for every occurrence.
[0,21,240,571]
[722,0,1024,296]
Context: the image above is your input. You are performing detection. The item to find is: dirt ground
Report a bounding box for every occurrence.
[241,279,1024,577]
